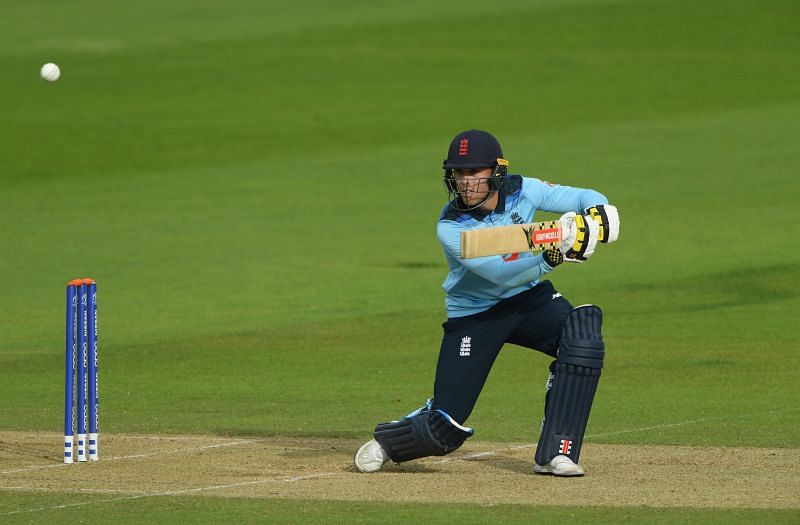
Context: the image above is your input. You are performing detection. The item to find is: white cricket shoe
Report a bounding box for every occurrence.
[534,455,585,477]
[354,439,389,473]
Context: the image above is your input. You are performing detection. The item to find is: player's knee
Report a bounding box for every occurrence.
[558,305,605,369]
[374,410,473,463]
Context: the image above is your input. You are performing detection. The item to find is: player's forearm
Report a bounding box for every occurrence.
[541,184,608,213]
[579,190,608,211]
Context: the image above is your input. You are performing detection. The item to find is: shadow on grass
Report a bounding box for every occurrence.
[610,263,799,315]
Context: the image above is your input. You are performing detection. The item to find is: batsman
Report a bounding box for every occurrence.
[355,130,620,476]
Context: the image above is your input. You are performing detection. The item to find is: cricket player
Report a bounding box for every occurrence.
[355,130,620,476]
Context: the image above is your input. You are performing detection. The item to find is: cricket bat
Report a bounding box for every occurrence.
[460,221,561,259]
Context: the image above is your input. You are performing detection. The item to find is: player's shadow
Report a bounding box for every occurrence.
[346,463,438,474]
[473,454,535,475]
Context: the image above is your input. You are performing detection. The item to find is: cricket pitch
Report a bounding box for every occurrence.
[1,431,798,513]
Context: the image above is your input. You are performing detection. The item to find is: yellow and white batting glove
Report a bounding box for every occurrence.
[584,204,620,243]
[559,212,599,263]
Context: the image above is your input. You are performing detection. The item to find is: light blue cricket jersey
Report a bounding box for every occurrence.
[437,175,608,318]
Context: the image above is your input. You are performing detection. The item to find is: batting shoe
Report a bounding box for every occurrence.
[354,439,389,473]
[534,455,585,477]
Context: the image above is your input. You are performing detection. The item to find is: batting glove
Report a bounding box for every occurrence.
[559,212,599,263]
[584,204,620,243]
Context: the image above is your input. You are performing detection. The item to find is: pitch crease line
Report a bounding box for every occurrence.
[0,486,148,495]
[0,438,265,475]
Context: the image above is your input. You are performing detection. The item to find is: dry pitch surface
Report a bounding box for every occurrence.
[1,431,798,516]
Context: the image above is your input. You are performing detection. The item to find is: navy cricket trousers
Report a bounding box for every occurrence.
[431,280,573,424]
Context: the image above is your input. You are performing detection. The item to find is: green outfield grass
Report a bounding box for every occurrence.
[4,495,799,525]
[1,0,799,522]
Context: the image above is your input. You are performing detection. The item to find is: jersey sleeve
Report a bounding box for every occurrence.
[437,221,556,288]
[522,177,608,213]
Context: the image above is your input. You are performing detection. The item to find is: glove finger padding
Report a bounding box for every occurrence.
[584,204,619,243]
[559,212,598,263]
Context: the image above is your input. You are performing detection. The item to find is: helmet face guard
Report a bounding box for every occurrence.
[443,159,508,211]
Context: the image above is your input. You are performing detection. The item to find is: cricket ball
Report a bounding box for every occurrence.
[40,63,61,82]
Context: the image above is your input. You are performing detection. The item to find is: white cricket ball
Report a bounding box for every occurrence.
[40,62,61,82]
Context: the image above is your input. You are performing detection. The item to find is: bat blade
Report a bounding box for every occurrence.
[460,221,562,259]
